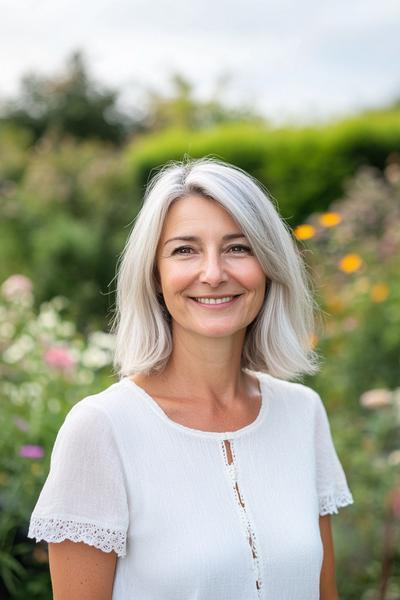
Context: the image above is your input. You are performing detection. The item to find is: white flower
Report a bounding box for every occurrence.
[81,347,111,369]
[1,274,33,301]
[88,331,116,351]
[2,335,35,363]
[360,388,393,409]
[388,450,400,466]
[38,309,59,329]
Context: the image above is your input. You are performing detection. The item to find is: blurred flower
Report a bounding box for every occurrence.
[326,296,345,314]
[353,276,370,293]
[49,296,69,311]
[57,321,76,337]
[370,282,390,303]
[318,212,342,227]
[81,347,111,369]
[44,345,76,371]
[2,335,35,363]
[389,487,400,519]
[384,163,400,184]
[293,224,316,240]
[338,254,363,273]
[38,308,59,329]
[342,317,359,331]
[360,388,392,409]
[387,450,400,466]
[0,321,15,339]
[309,333,319,349]
[1,274,33,301]
[14,417,29,432]
[88,331,116,351]
[20,444,44,459]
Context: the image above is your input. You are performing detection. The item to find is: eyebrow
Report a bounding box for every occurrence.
[164,233,246,246]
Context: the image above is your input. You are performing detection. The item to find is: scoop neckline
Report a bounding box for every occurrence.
[119,371,270,439]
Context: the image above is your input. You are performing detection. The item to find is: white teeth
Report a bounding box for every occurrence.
[194,296,235,304]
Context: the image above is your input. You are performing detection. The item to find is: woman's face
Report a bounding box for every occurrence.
[156,194,267,338]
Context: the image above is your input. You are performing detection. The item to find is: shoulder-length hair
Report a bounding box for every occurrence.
[110,156,322,382]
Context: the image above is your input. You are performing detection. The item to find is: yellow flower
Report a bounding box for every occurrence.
[309,333,319,348]
[370,283,390,303]
[319,212,342,227]
[339,254,363,273]
[294,224,316,240]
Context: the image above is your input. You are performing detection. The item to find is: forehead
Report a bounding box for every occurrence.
[160,194,240,237]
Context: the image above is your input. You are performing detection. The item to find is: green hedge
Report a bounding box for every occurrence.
[125,107,400,223]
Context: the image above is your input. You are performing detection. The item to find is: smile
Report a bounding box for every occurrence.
[189,295,242,308]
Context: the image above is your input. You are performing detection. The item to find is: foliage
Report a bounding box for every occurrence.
[1,161,399,597]
[125,107,400,223]
[137,72,265,133]
[296,159,400,598]
[0,136,135,333]
[0,53,265,147]
[0,52,131,145]
[0,276,116,598]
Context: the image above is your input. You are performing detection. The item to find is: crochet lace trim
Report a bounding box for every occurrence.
[319,489,354,516]
[221,439,263,599]
[28,516,126,557]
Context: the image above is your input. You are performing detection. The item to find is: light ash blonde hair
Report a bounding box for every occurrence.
[109,156,322,381]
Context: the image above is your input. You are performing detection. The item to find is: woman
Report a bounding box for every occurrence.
[28,157,354,599]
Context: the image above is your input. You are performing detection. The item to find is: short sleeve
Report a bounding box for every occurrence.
[313,391,354,516]
[27,402,129,557]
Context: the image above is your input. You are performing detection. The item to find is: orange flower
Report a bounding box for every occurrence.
[370,283,389,302]
[339,254,363,273]
[293,224,316,240]
[319,212,342,227]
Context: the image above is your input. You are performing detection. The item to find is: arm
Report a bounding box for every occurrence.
[319,514,339,600]
[48,541,117,600]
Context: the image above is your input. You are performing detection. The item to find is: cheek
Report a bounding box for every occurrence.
[236,261,266,289]
[159,264,192,293]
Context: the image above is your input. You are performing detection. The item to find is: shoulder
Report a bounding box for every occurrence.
[61,378,136,435]
[258,371,321,418]
[68,378,133,415]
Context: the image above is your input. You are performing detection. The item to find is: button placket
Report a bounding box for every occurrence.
[221,438,263,598]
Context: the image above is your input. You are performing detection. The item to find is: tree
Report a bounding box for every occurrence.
[0,51,133,145]
[137,72,265,132]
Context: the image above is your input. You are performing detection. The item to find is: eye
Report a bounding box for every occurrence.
[228,245,252,254]
[172,246,194,255]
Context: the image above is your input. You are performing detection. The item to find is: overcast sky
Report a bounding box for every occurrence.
[1,0,400,124]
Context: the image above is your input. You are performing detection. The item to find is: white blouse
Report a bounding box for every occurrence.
[28,371,354,599]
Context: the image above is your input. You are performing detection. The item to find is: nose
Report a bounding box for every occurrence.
[199,251,229,286]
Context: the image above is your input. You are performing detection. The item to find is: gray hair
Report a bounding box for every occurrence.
[110,156,322,381]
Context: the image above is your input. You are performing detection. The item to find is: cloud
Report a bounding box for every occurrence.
[1,0,399,122]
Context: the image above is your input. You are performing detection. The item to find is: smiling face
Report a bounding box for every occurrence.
[155,194,267,339]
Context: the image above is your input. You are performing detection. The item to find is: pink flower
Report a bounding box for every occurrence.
[1,274,33,301]
[44,345,75,371]
[20,445,44,459]
[342,317,359,332]
[390,488,400,520]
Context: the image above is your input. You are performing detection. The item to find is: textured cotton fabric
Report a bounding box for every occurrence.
[28,371,354,599]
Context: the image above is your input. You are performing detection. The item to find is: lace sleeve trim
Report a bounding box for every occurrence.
[319,488,354,516]
[28,516,127,557]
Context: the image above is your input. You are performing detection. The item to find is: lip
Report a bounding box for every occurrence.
[188,294,242,308]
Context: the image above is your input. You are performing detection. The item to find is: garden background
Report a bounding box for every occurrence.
[0,51,399,598]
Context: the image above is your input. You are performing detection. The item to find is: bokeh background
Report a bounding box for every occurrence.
[1,1,400,598]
